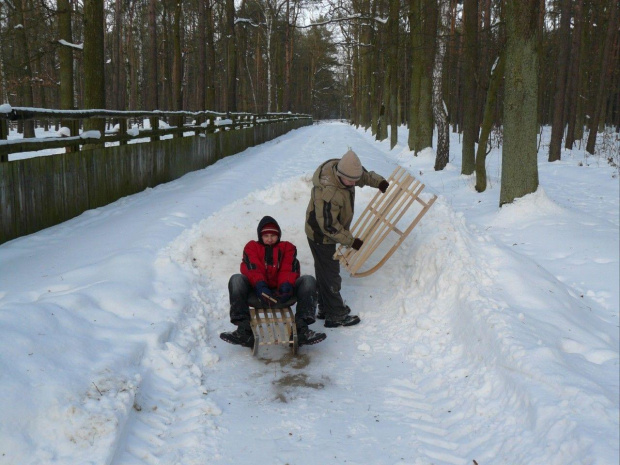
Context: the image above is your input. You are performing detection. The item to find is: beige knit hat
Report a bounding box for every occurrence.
[337,150,363,181]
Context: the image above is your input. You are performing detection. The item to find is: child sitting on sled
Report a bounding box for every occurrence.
[220,216,326,348]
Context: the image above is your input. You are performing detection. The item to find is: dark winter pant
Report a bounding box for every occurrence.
[307,238,350,321]
[228,274,317,327]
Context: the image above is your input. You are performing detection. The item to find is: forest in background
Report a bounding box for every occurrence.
[0,0,618,205]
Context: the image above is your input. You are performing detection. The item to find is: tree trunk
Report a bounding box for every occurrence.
[408,0,422,150]
[147,0,159,110]
[264,11,275,113]
[500,0,540,207]
[197,0,207,110]
[147,0,159,137]
[461,0,478,175]
[126,5,138,111]
[206,0,216,111]
[171,0,183,132]
[475,49,505,192]
[477,0,492,129]
[360,0,372,129]
[388,0,399,149]
[548,0,571,161]
[564,0,584,150]
[283,0,292,112]
[112,0,126,111]
[226,0,237,112]
[16,0,35,137]
[416,0,437,152]
[586,0,618,154]
[83,0,106,147]
[57,0,78,147]
[448,0,459,133]
[433,0,451,171]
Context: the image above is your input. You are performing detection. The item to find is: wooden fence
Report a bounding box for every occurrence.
[0,108,312,244]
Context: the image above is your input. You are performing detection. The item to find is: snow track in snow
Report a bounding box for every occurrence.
[110,269,223,465]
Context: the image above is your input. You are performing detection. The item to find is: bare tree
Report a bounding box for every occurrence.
[461,0,477,175]
[226,0,237,112]
[500,0,540,206]
[408,0,421,150]
[83,0,105,146]
[15,0,35,137]
[387,0,399,148]
[475,47,505,192]
[172,0,183,113]
[57,0,78,146]
[548,0,571,162]
[564,0,584,150]
[586,0,618,154]
[432,0,450,170]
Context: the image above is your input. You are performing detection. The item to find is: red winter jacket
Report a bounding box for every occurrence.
[240,216,300,289]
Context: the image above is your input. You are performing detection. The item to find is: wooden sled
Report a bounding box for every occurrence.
[334,166,437,278]
[249,294,298,356]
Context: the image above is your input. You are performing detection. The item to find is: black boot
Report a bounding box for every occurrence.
[220,321,255,348]
[316,310,326,320]
[324,314,361,328]
[297,326,327,346]
[324,305,360,327]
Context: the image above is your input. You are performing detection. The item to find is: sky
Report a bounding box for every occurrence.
[0,121,618,465]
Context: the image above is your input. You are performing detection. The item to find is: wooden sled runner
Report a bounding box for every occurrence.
[249,294,298,356]
[334,166,437,278]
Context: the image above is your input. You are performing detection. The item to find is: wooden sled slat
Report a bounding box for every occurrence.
[249,306,298,356]
[348,178,421,274]
[349,195,437,277]
[337,176,409,270]
[334,165,437,278]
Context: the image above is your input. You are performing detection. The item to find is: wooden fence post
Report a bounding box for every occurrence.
[1,119,8,140]
[119,118,128,145]
[0,119,7,162]
[150,117,159,141]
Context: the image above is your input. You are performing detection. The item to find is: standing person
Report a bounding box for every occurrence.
[305,149,389,327]
[220,216,326,348]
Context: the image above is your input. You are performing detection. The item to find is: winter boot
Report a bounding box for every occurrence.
[324,314,361,328]
[324,305,360,327]
[296,326,327,346]
[316,310,326,320]
[220,320,255,348]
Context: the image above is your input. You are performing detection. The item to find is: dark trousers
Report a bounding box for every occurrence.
[228,274,317,327]
[307,238,350,321]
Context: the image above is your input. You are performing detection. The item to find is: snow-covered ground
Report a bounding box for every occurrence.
[0,122,618,465]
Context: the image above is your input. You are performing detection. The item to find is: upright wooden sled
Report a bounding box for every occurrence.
[334,166,437,277]
[249,295,298,356]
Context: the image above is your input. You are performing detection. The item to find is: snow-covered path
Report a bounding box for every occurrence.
[0,122,617,465]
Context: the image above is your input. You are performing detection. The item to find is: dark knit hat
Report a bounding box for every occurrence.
[337,149,363,181]
[260,223,280,237]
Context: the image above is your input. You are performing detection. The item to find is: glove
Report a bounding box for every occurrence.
[255,281,275,305]
[277,283,294,303]
[351,238,364,250]
[378,180,389,193]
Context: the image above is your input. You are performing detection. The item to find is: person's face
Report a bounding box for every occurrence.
[262,233,278,245]
[340,177,357,187]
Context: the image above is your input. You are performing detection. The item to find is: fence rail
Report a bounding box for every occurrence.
[0,106,308,161]
[0,107,312,244]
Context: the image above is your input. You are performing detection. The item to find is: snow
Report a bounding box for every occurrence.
[58,40,84,51]
[80,130,101,139]
[57,126,72,137]
[0,122,618,465]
